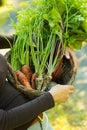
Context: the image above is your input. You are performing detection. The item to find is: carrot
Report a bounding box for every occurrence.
[21,65,32,83]
[15,70,32,89]
[31,73,37,89]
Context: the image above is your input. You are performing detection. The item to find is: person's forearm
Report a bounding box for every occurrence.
[0,34,16,49]
[0,92,54,130]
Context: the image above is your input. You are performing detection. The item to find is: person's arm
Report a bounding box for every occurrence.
[0,83,74,130]
[0,54,54,130]
[0,92,54,130]
[0,34,16,49]
[0,51,74,130]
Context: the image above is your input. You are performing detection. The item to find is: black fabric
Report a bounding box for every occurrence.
[0,81,54,130]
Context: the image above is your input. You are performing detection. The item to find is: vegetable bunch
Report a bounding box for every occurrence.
[10,0,87,89]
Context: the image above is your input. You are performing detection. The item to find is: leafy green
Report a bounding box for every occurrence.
[11,0,87,76]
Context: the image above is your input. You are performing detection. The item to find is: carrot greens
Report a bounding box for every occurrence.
[10,0,87,89]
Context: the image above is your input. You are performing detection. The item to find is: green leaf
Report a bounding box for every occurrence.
[68,42,82,50]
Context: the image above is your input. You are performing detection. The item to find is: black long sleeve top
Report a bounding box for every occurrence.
[0,54,55,130]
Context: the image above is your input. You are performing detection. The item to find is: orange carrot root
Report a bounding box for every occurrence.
[15,70,32,89]
[21,65,32,83]
[31,73,37,89]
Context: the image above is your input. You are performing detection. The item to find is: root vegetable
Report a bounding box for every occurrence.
[15,70,32,89]
[21,65,32,83]
[31,73,37,89]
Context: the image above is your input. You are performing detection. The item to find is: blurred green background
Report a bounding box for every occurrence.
[0,0,87,129]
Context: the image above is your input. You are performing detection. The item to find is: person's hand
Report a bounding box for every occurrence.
[49,84,74,103]
[65,47,78,72]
